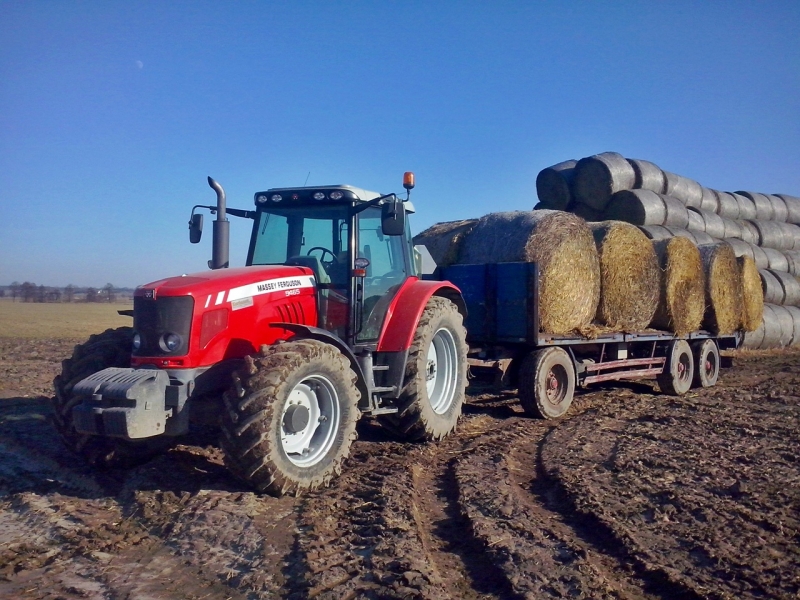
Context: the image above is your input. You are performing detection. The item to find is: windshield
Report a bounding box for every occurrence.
[249,205,349,280]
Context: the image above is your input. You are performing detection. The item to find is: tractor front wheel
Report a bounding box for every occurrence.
[380,296,468,441]
[51,327,172,467]
[220,339,360,496]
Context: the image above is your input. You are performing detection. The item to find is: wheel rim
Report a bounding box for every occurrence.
[677,352,691,385]
[280,375,340,467]
[545,364,569,406]
[426,327,458,414]
[704,348,717,380]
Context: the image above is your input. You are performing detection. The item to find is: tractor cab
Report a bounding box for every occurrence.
[246,182,417,349]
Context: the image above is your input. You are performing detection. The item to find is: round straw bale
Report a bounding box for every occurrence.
[664,227,698,243]
[627,158,666,193]
[699,187,719,213]
[660,195,690,228]
[687,208,705,232]
[738,255,763,332]
[721,218,743,240]
[759,269,785,304]
[651,237,705,335]
[738,191,774,221]
[730,192,757,220]
[784,251,800,276]
[736,220,760,245]
[458,210,600,334]
[751,244,770,269]
[776,194,800,224]
[698,243,743,334]
[771,270,800,306]
[715,192,740,219]
[588,221,659,330]
[536,160,577,210]
[771,305,795,347]
[759,305,783,348]
[638,225,672,241]
[692,231,716,245]
[573,152,636,210]
[785,305,800,345]
[571,202,603,222]
[742,317,766,348]
[762,248,789,273]
[752,220,788,250]
[724,238,754,260]
[698,209,726,239]
[604,189,666,225]
[766,194,789,222]
[413,219,479,268]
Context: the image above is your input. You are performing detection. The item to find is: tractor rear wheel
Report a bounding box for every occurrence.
[380,296,468,441]
[220,339,359,496]
[519,347,576,419]
[657,340,694,395]
[51,327,172,467]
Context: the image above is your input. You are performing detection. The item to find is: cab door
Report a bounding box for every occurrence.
[355,207,411,342]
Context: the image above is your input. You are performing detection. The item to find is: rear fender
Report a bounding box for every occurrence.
[377,280,466,352]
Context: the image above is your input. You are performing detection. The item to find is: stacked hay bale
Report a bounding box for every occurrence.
[412,219,477,268]
[588,221,659,330]
[456,211,600,335]
[536,152,800,348]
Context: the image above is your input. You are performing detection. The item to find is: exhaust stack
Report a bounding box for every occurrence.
[207,176,229,270]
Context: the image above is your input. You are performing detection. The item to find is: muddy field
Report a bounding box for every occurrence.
[1,337,799,600]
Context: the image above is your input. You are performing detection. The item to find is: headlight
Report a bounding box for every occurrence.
[159,333,183,353]
[132,333,142,350]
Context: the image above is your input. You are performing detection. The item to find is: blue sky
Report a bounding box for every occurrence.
[1,1,798,288]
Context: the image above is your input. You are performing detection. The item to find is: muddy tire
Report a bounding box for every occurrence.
[220,339,360,496]
[380,297,468,441]
[519,347,576,419]
[657,340,694,396]
[691,339,720,388]
[51,327,172,467]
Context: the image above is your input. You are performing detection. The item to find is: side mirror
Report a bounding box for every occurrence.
[189,213,203,243]
[381,198,406,236]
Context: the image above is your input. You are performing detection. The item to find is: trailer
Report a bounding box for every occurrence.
[439,262,741,419]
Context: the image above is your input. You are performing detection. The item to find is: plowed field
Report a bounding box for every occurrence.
[1,337,798,599]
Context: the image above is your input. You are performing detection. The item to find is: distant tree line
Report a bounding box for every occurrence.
[6,282,129,303]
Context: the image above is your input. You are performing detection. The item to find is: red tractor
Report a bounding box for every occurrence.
[52,173,468,495]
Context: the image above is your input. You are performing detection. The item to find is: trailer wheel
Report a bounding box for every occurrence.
[380,296,468,441]
[51,327,172,467]
[657,340,694,396]
[691,339,719,388]
[519,347,576,419]
[220,339,359,496]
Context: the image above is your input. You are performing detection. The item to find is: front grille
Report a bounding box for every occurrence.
[133,296,194,356]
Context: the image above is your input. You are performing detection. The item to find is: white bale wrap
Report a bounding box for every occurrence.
[627,158,666,193]
[776,194,800,225]
[573,152,636,210]
[699,188,719,213]
[753,220,789,250]
[737,220,760,245]
[760,269,785,304]
[784,251,800,276]
[687,208,705,232]
[771,270,800,307]
[639,225,673,241]
[536,160,577,210]
[739,191,775,221]
[604,189,666,225]
[762,248,789,273]
[766,194,789,222]
[660,195,691,228]
[731,193,757,220]
[715,192,740,219]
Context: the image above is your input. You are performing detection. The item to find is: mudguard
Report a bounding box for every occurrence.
[377,279,466,353]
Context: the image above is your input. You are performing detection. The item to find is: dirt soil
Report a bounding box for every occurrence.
[1,337,799,599]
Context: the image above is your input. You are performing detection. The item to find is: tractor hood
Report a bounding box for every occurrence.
[134,265,317,304]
